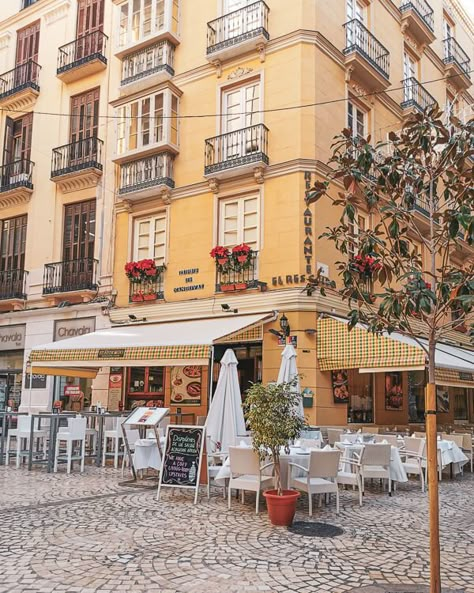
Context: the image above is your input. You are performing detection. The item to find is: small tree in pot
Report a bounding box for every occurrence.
[243,379,306,526]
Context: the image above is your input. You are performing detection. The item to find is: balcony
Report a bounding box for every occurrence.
[51,137,103,193]
[216,251,263,293]
[401,77,436,114]
[0,160,34,207]
[21,0,38,8]
[43,257,98,298]
[0,270,28,309]
[0,60,40,111]
[443,37,471,90]
[207,1,269,63]
[121,41,175,93]
[57,31,108,84]
[129,271,165,303]
[400,0,435,48]
[204,124,269,180]
[118,153,175,202]
[343,20,390,90]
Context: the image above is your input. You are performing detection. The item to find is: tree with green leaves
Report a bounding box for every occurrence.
[306,106,473,593]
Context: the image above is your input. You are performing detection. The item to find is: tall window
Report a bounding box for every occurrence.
[63,200,96,262]
[403,51,418,102]
[347,101,365,138]
[133,214,167,265]
[16,21,40,65]
[346,0,364,21]
[3,114,33,165]
[118,0,178,48]
[0,216,27,272]
[77,0,104,36]
[70,89,100,143]
[116,90,179,154]
[347,212,367,258]
[219,195,259,250]
[223,81,260,133]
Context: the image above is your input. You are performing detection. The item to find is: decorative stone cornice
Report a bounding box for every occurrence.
[54,170,102,194]
[227,67,254,80]
[0,89,39,113]
[0,188,33,209]
[0,31,12,51]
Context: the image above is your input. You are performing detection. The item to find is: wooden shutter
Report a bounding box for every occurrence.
[70,88,100,143]
[77,0,104,36]
[63,200,96,262]
[3,118,14,166]
[0,215,27,271]
[16,21,40,64]
[3,114,33,164]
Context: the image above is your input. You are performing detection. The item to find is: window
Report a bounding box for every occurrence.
[133,214,167,265]
[347,101,365,138]
[76,0,105,37]
[443,16,453,40]
[347,212,367,258]
[121,41,175,84]
[63,200,96,262]
[117,0,178,49]
[0,215,27,272]
[16,21,40,65]
[223,81,260,134]
[116,90,179,155]
[70,88,100,143]
[347,370,373,424]
[453,387,469,421]
[219,195,259,250]
[346,0,364,21]
[3,114,33,165]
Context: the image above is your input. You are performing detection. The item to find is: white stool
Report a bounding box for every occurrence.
[102,417,125,469]
[6,416,48,469]
[54,417,87,474]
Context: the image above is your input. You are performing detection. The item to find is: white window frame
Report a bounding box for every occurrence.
[347,100,366,139]
[218,194,260,251]
[116,89,179,156]
[221,79,262,135]
[346,0,364,22]
[347,211,367,259]
[132,212,168,266]
[116,0,179,51]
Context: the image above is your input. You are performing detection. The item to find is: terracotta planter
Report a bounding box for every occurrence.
[220,283,235,292]
[131,294,144,302]
[217,257,229,266]
[263,489,300,526]
[143,293,157,301]
[236,254,249,263]
[234,282,247,291]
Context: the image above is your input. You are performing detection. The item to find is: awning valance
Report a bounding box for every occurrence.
[30,314,272,372]
[317,316,474,387]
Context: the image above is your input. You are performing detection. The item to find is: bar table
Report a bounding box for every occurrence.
[0,411,28,466]
[81,411,129,467]
[27,413,76,472]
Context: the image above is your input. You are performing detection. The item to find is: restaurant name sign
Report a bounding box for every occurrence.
[97,349,126,359]
[173,268,204,293]
[54,317,96,342]
[0,324,26,350]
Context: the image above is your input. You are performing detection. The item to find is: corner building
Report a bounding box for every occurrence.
[1,0,473,427]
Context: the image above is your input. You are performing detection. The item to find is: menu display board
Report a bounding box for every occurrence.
[170,366,202,406]
[124,407,169,427]
[157,425,205,504]
[332,370,349,404]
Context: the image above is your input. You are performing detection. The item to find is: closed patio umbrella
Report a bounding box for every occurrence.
[206,349,246,453]
[277,344,304,417]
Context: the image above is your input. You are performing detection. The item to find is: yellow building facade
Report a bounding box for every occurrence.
[0,0,472,426]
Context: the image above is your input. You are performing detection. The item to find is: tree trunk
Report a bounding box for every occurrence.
[273,451,282,495]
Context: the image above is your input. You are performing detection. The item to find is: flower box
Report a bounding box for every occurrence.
[220,283,236,292]
[143,293,158,301]
[236,254,248,263]
[234,282,248,291]
[217,256,229,266]
[131,294,144,302]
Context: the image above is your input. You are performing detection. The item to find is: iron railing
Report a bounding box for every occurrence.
[205,124,269,175]
[43,257,98,294]
[401,77,436,112]
[443,37,471,78]
[343,19,390,79]
[118,153,175,195]
[122,40,175,85]
[51,137,103,178]
[0,160,34,192]
[0,60,41,100]
[216,251,259,292]
[400,0,434,32]
[57,31,108,75]
[0,269,28,300]
[21,0,38,8]
[207,1,269,55]
[129,271,165,303]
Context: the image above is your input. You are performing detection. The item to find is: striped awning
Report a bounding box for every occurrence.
[317,317,426,372]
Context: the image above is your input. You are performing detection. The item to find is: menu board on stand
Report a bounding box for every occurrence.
[157,425,206,504]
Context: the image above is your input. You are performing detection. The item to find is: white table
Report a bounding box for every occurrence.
[335,442,408,483]
[431,439,468,476]
[132,437,164,471]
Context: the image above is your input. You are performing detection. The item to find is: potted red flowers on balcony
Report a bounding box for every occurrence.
[125,259,165,302]
[232,243,253,267]
[351,253,382,279]
[210,245,230,269]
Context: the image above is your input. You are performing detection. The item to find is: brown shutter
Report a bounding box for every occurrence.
[16,20,40,64]
[70,88,100,143]
[0,215,27,271]
[63,200,96,262]
[77,0,104,36]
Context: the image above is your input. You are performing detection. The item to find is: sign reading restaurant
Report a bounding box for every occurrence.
[54,317,96,342]
[0,324,26,351]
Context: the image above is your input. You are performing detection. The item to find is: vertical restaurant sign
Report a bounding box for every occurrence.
[108,367,123,411]
[304,172,313,275]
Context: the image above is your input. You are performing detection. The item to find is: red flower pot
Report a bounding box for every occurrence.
[217,257,229,265]
[143,293,157,301]
[131,294,144,302]
[236,254,248,263]
[220,283,236,292]
[263,490,300,526]
[234,282,247,291]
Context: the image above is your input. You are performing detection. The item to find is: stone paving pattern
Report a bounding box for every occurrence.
[0,466,472,593]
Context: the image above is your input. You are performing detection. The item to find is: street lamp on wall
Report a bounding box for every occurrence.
[279,313,290,337]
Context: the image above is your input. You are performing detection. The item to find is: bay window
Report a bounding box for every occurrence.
[116,89,179,156]
[117,0,179,51]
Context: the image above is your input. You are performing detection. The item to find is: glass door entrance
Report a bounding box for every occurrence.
[0,372,22,411]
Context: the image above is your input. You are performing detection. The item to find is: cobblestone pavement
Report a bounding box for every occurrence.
[0,466,472,593]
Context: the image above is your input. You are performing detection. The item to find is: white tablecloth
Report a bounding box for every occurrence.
[422,439,468,475]
[335,442,408,483]
[132,438,164,471]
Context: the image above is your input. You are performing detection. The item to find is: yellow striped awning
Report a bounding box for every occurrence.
[317,317,426,372]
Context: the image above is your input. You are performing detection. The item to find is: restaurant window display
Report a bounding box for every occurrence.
[452,387,469,421]
[408,371,425,423]
[126,366,165,409]
[346,370,373,424]
[54,376,92,411]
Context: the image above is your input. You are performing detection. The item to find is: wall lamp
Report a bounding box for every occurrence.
[129,315,147,322]
[221,304,238,314]
[279,313,291,337]
[304,328,317,335]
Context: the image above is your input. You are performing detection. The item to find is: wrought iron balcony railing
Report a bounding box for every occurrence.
[205,124,269,175]
[51,137,103,178]
[207,1,269,55]
[0,160,34,192]
[443,37,471,78]
[57,31,108,75]
[216,251,259,292]
[400,0,434,32]
[121,40,175,85]
[129,271,165,303]
[0,269,28,301]
[343,19,390,79]
[118,153,175,195]
[21,0,38,8]
[0,60,41,101]
[43,257,98,294]
[401,77,436,112]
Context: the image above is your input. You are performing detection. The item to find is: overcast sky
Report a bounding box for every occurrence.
[460,0,474,18]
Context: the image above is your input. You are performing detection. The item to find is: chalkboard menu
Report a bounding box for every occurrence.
[157,425,205,504]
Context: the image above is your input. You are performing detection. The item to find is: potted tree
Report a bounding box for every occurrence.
[243,379,306,526]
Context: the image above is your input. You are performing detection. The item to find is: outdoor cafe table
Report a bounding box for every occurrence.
[132,436,166,471]
[335,441,408,483]
[27,413,76,472]
[0,411,28,466]
[427,439,468,476]
[81,411,129,467]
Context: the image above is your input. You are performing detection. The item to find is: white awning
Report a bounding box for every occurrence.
[29,313,273,372]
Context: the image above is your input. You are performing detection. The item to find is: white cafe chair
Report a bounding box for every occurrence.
[288,449,341,516]
[54,417,87,474]
[6,416,49,469]
[401,436,425,491]
[227,447,274,514]
[374,434,399,447]
[327,428,344,446]
[359,444,392,496]
[458,433,473,472]
[121,425,140,476]
[102,417,125,469]
[337,452,364,507]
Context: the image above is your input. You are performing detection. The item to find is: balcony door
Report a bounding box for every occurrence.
[70,88,100,166]
[346,0,364,46]
[62,200,96,289]
[224,0,258,38]
[0,215,27,272]
[76,0,105,60]
[2,115,32,185]
[222,81,260,160]
[403,52,417,102]
[15,21,40,87]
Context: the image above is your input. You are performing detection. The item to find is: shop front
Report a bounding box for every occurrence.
[0,325,26,411]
